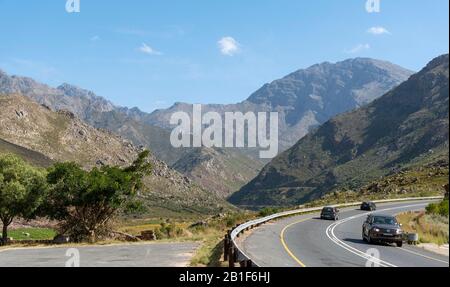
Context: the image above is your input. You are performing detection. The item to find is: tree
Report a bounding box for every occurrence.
[45,151,151,242]
[0,154,47,245]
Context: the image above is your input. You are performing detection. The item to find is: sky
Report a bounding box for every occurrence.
[0,0,448,112]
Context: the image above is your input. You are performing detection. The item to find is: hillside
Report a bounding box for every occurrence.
[0,94,232,216]
[0,138,53,167]
[172,147,264,198]
[229,54,449,208]
[0,73,173,162]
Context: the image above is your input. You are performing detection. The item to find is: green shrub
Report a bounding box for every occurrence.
[156,222,184,238]
[426,200,449,217]
[258,207,281,217]
[153,228,163,240]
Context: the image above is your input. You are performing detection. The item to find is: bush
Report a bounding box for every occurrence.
[157,222,184,239]
[258,207,281,217]
[426,200,449,217]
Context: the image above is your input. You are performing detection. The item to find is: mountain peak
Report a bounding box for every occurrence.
[424,53,449,70]
[246,57,414,125]
[57,83,95,98]
[230,54,449,207]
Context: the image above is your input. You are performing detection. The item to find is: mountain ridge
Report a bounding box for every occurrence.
[229,54,449,208]
[147,58,414,151]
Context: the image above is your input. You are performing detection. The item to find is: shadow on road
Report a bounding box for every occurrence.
[343,238,366,245]
[343,238,396,248]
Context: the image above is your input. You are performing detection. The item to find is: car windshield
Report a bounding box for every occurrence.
[373,216,397,225]
[323,208,334,212]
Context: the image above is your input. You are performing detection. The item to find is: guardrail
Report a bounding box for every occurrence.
[224,196,444,267]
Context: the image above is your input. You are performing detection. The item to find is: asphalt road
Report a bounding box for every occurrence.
[0,242,199,267]
[239,200,449,267]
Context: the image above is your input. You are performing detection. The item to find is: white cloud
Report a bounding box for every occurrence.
[218,36,240,56]
[138,43,162,56]
[346,43,371,54]
[90,35,100,42]
[367,26,391,35]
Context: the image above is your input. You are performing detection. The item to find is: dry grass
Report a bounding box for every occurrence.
[397,211,449,246]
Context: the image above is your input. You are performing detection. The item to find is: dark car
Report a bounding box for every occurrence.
[361,201,377,211]
[362,215,403,247]
[320,207,339,221]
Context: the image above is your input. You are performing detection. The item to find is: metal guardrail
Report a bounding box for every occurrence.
[224,196,444,267]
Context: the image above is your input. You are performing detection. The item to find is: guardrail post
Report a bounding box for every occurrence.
[228,246,235,268]
[224,234,229,261]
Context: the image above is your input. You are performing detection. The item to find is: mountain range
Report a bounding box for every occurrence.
[0,57,414,198]
[147,58,413,151]
[229,54,449,208]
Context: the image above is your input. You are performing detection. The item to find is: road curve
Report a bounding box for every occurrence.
[238,200,449,267]
[0,242,199,267]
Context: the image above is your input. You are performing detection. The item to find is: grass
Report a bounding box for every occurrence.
[119,212,255,266]
[397,211,449,246]
[6,228,57,241]
[189,230,226,267]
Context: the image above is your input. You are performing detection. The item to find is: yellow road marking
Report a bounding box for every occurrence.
[280,218,311,267]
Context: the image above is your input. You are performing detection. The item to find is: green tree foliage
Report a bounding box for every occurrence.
[45,151,151,242]
[0,154,47,244]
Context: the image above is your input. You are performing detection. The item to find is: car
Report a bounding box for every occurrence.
[361,201,377,211]
[362,214,404,247]
[320,207,339,221]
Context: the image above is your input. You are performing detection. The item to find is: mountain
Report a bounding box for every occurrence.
[0,58,413,197]
[172,147,264,198]
[0,71,262,197]
[0,73,178,163]
[229,54,449,208]
[147,58,414,151]
[0,94,232,216]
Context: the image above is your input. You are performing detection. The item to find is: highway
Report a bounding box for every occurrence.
[238,200,449,267]
[0,242,199,267]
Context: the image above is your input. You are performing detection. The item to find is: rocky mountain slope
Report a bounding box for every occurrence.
[229,54,449,208]
[147,58,414,151]
[0,72,174,162]
[0,94,231,216]
[172,147,264,198]
[0,138,53,168]
[0,70,262,197]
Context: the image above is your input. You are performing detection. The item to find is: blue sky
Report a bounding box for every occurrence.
[0,0,448,112]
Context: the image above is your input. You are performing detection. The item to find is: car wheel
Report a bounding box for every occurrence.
[362,232,367,242]
[367,235,372,244]
[396,241,403,248]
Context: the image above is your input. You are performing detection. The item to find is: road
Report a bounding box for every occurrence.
[0,242,199,267]
[238,200,449,267]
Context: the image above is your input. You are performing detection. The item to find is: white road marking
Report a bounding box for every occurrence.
[399,247,449,264]
[325,203,432,267]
